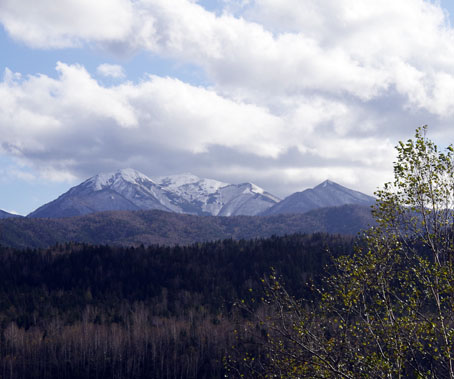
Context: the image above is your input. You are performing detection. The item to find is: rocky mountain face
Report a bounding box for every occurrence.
[262,180,376,215]
[0,210,21,219]
[28,169,280,218]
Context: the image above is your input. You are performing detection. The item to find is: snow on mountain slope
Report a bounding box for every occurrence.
[155,173,226,192]
[262,179,375,216]
[154,174,279,216]
[217,183,280,216]
[81,169,182,212]
[86,168,153,191]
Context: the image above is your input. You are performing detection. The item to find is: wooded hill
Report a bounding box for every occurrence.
[0,204,373,248]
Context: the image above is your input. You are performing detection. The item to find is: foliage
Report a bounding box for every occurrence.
[230,126,454,378]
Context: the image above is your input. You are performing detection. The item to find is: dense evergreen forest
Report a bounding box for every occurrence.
[0,233,354,378]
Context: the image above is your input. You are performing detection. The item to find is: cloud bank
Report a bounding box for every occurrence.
[1,0,454,196]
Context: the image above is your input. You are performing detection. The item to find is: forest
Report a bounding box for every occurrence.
[0,233,354,378]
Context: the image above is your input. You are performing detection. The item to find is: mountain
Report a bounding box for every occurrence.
[262,180,375,216]
[29,169,279,218]
[0,210,21,219]
[1,205,374,249]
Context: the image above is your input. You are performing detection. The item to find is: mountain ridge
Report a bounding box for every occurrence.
[27,169,375,219]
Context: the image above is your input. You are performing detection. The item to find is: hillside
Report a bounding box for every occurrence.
[0,204,374,248]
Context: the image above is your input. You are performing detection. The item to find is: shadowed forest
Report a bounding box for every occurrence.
[0,233,353,378]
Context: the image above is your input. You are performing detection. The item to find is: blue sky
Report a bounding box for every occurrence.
[1,0,454,215]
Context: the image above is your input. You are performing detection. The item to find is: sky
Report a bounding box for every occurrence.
[1,0,454,215]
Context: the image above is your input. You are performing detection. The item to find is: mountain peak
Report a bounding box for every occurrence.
[87,168,154,190]
[262,179,375,216]
[116,167,148,178]
[248,182,264,194]
[114,168,152,183]
[315,179,337,189]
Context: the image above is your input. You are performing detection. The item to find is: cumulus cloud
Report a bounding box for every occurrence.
[97,64,126,79]
[0,64,284,173]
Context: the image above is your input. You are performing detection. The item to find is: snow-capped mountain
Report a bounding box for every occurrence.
[28,169,175,218]
[28,169,280,218]
[27,170,375,219]
[262,180,375,216]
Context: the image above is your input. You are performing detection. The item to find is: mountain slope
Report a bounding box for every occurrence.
[263,180,375,215]
[2,205,374,249]
[0,210,21,219]
[29,169,280,218]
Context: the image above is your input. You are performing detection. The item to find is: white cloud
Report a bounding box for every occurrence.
[0,0,135,48]
[0,164,36,182]
[97,64,126,79]
[2,0,454,118]
[0,63,285,167]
